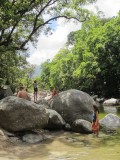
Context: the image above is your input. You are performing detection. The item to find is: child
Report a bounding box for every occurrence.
[45,86,59,101]
[91,104,99,137]
[33,80,38,102]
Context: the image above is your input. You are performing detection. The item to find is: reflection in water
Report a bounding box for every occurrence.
[103,106,117,114]
[99,105,120,117]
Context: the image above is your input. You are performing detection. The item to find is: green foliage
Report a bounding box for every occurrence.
[0,0,96,51]
[0,0,96,90]
[39,14,120,98]
[39,60,51,90]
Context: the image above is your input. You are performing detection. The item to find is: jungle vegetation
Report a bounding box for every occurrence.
[0,0,120,98]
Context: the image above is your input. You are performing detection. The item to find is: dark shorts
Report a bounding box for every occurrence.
[34,88,38,92]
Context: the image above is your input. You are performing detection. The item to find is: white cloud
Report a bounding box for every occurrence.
[87,0,120,17]
[27,0,120,65]
[27,20,81,65]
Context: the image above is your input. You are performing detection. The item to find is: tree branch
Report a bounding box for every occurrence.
[19,15,85,50]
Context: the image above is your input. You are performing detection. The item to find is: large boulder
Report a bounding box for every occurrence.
[50,89,95,124]
[99,113,120,131]
[0,96,49,132]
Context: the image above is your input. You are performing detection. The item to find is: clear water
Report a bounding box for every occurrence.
[0,105,120,160]
[99,105,120,119]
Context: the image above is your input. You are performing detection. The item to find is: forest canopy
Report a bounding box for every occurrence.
[39,14,120,98]
[0,0,96,89]
[0,0,119,98]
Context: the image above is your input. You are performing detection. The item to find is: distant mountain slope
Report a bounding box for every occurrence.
[32,65,41,78]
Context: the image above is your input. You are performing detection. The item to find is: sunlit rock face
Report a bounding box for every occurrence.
[100,113,120,131]
[50,89,95,124]
[0,96,49,132]
[103,98,119,106]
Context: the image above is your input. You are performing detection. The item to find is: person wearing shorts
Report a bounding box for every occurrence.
[33,80,38,102]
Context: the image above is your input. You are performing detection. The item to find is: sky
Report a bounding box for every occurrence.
[27,0,120,66]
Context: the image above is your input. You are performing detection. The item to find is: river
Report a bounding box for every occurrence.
[0,105,120,160]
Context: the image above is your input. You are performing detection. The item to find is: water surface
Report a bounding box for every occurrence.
[0,105,120,160]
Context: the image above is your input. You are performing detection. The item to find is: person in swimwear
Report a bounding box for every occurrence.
[17,86,31,101]
[33,80,38,102]
[91,104,99,137]
[45,86,59,101]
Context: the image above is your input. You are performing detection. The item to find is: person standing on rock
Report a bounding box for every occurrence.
[33,80,38,102]
[17,86,31,101]
[91,104,99,137]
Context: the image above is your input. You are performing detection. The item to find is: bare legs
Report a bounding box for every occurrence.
[34,91,37,102]
[91,122,99,137]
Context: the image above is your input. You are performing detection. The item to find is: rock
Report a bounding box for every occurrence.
[64,123,71,131]
[103,106,117,114]
[0,129,8,140]
[0,85,13,100]
[96,98,105,103]
[72,119,92,133]
[50,89,95,124]
[22,133,44,144]
[0,96,49,132]
[92,95,98,100]
[36,98,49,108]
[103,98,119,106]
[45,109,65,130]
[99,113,120,131]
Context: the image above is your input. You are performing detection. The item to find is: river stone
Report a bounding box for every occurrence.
[45,109,65,130]
[99,113,120,131]
[22,133,44,144]
[72,119,92,133]
[50,89,95,124]
[0,96,49,132]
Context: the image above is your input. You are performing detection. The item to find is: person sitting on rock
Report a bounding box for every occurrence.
[51,86,59,97]
[45,86,59,101]
[17,86,31,101]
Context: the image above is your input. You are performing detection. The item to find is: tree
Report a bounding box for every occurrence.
[39,14,120,98]
[72,15,120,97]
[0,50,27,85]
[39,59,51,90]
[0,0,97,88]
[0,0,96,51]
